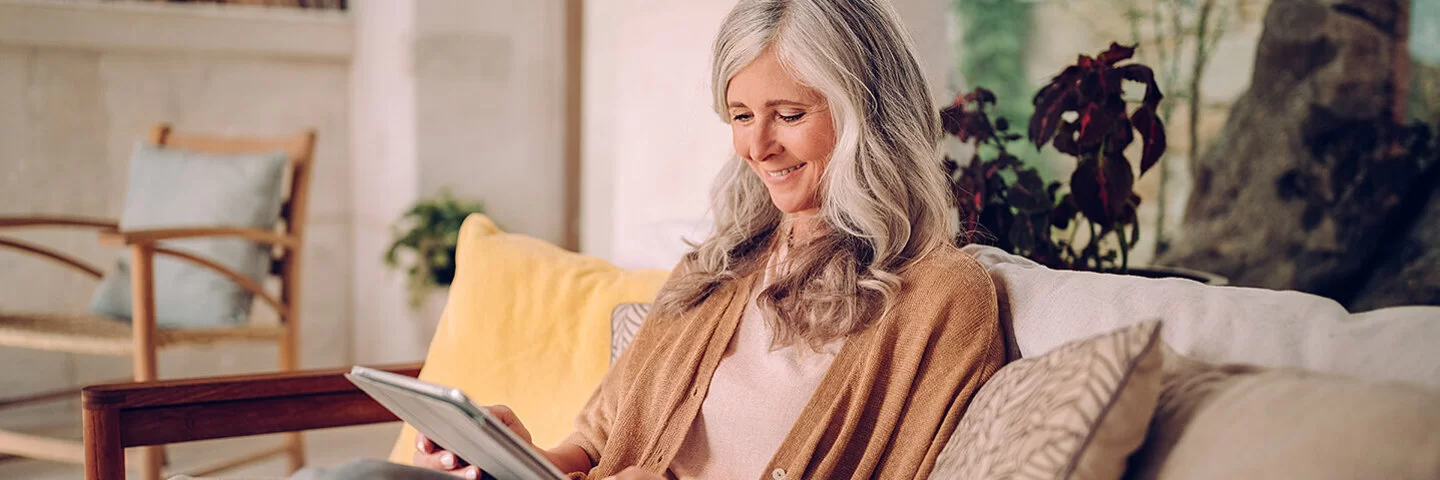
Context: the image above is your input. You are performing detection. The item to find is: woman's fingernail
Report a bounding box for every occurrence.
[441,452,455,469]
[416,438,426,452]
[465,467,480,480]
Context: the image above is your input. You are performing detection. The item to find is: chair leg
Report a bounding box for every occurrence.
[139,446,164,480]
[129,245,166,480]
[280,324,305,472]
[285,432,305,473]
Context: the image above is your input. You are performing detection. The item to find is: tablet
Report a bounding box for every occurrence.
[344,366,569,480]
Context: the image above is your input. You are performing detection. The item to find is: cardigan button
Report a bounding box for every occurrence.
[772,467,786,480]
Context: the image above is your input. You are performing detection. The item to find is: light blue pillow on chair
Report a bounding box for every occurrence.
[89,141,288,329]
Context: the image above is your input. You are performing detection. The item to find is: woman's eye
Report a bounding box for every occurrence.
[779,112,805,122]
[732,113,753,122]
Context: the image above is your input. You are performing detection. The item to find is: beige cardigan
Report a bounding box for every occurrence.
[567,245,1005,479]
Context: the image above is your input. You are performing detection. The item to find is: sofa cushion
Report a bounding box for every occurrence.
[387,215,670,464]
[932,320,1163,480]
[89,141,287,328]
[1127,346,1440,479]
[961,244,1440,389]
[610,303,650,365]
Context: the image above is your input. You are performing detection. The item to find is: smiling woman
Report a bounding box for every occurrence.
[338,1,1005,479]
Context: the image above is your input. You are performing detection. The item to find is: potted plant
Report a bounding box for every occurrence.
[942,42,1225,284]
[384,189,489,308]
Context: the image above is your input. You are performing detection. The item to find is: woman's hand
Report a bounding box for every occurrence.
[412,405,536,479]
[413,432,481,479]
[414,432,486,475]
[602,466,666,480]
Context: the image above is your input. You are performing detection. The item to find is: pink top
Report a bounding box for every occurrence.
[666,277,844,479]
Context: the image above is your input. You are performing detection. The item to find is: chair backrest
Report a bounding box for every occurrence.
[149,123,317,324]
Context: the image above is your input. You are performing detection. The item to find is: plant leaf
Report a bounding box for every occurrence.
[1116,64,1163,108]
[940,104,967,136]
[1053,121,1081,155]
[963,111,995,143]
[1030,65,1082,141]
[964,87,997,106]
[1069,152,1135,229]
[1098,42,1136,65]
[1051,193,1077,230]
[1007,168,1051,214]
[1107,116,1134,154]
[1076,103,1113,149]
[1130,104,1167,176]
[1028,88,1078,150]
[1008,213,1038,253]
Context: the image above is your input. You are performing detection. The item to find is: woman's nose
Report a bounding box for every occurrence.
[748,124,782,162]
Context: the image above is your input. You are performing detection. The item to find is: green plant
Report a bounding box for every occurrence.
[384,189,487,308]
[943,43,1167,272]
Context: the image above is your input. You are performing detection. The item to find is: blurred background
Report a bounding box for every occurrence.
[0,0,1434,476]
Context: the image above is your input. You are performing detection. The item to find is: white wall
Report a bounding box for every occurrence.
[581,0,956,270]
[348,0,569,364]
[348,0,423,366]
[0,0,352,425]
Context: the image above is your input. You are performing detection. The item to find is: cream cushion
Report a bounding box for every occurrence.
[932,321,1163,479]
[961,245,1440,389]
[1128,347,1440,479]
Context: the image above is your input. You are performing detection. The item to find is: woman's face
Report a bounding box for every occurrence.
[726,50,836,216]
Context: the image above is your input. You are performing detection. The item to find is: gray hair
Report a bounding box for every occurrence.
[654,0,954,348]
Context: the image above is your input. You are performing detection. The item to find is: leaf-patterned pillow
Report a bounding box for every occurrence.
[932,320,1163,480]
[610,303,651,365]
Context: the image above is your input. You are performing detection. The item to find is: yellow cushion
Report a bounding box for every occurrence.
[388,214,670,464]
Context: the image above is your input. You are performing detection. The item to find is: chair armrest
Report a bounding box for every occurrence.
[0,216,118,279]
[82,363,422,448]
[98,226,298,248]
[0,215,117,230]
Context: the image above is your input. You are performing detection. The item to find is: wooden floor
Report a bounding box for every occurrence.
[0,420,400,479]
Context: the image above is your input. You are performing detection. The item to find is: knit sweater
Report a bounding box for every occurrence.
[566,245,1005,479]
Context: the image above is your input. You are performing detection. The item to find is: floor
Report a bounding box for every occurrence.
[0,420,402,479]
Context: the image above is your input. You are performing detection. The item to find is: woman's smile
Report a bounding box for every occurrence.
[765,162,807,180]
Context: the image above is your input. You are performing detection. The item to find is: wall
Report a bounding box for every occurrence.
[348,0,569,364]
[581,0,954,270]
[0,0,352,425]
[348,0,421,366]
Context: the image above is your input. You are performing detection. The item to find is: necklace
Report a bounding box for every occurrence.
[770,219,797,281]
[785,220,796,253]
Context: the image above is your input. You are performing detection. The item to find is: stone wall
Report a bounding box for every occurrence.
[1159,0,1440,309]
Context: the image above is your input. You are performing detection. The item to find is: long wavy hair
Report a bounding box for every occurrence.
[652,0,954,349]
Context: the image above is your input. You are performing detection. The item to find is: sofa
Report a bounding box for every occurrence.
[86,214,1440,479]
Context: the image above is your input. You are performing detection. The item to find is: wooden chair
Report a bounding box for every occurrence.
[82,363,423,480]
[0,123,317,479]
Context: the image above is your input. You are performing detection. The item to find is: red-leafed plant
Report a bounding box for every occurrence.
[943,43,1167,272]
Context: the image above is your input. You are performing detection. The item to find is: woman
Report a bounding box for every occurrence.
[416,0,1003,478]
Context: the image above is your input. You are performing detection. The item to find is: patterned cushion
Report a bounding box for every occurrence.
[610,303,651,364]
[932,320,1163,480]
